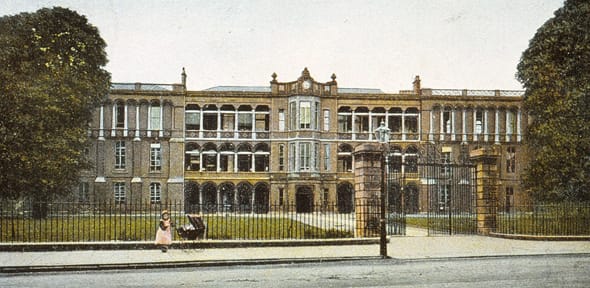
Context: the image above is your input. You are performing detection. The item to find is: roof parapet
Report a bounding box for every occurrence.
[111,82,184,92]
[420,89,524,97]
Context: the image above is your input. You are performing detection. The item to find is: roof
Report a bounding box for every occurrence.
[203,86,384,94]
[338,88,384,94]
[203,86,271,92]
[111,83,174,91]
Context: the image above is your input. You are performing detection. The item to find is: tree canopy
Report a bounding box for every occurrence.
[517,0,590,202]
[0,7,110,201]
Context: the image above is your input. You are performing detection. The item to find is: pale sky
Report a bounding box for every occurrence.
[3,0,564,92]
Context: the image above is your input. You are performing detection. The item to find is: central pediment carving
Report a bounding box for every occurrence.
[270,67,338,96]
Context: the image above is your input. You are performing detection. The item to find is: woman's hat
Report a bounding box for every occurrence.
[161,210,169,216]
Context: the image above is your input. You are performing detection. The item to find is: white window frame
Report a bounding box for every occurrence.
[475,110,483,135]
[115,141,126,169]
[150,182,161,204]
[149,104,161,131]
[114,182,126,204]
[299,142,311,171]
[278,109,285,131]
[150,143,162,172]
[79,182,89,202]
[323,109,330,131]
[323,144,330,171]
[300,101,311,129]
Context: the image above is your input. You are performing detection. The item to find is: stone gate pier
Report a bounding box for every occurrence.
[470,147,500,235]
[353,143,383,237]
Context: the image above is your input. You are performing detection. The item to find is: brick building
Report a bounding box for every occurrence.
[81,68,526,213]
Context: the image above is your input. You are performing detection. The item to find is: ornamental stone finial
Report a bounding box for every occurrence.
[302,67,310,78]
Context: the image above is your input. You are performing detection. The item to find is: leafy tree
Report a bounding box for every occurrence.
[517,0,590,202]
[0,7,110,213]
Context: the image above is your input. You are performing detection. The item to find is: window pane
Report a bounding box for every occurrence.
[114,183,126,204]
[150,106,161,130]
[238,113,252,130]
[150,183,161,203]
[323,109,330,131]
[300,102,311,129]
[150,143,162,172]
[116,104,125,128]
[279,110,285,131]
[290,102,297,130]
[115,141,126,169]
[338,115,351,132]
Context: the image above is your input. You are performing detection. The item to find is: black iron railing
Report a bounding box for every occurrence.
[496,202,590,236]
[0,201,363,243]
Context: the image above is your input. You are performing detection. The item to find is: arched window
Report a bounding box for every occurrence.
[220,105,235,131]
[219,143,235,172]
[149,101,161,131]
[254,143,270,172]
[404,107,419,135]
[338,106,352,132]
[202,143,217,171]
[338,144,353,172]
[114,100,126,129]
[255,105,270,131]
[185,104,201,130]
[405,146,418,173]
[354,107,370,133]
[238,105,253,131]
[237,143,252,172]
[237,182,253,213]
[202,104,218,131]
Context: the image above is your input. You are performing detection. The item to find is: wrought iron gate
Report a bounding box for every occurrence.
[387,144,477,236]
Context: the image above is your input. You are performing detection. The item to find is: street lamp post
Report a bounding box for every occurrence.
[375,121,390,258]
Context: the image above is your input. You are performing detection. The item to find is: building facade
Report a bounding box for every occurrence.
[81,68,527,213]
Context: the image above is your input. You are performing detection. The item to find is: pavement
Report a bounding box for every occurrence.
[1,235,589,273]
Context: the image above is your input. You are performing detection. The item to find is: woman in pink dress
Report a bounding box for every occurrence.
[155,210,174,252]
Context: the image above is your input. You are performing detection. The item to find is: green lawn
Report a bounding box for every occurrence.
[0,214,353,242]
[405,215,477,234]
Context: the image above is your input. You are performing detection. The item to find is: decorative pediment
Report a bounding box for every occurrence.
[270,67,337,96]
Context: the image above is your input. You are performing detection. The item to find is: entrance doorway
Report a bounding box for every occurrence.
[296,186,314,213]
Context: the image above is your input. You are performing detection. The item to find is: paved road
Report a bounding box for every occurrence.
[2,254,588,287]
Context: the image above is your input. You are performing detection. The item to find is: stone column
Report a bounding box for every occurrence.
[353,143,382,237]
[484,109,489,142]
[462,108,467,143]
[440,109,444,141]
[516,109,522,142]
[134,105,141,141]
[494,109,500,144]
[470,147,500,235]
[94,139,107,202]
[428,110,434,142]
[98,105,105,140]
[451,108,456,141]
[123,103,128,137]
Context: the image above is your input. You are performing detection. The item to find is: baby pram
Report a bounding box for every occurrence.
[176,214,206,240]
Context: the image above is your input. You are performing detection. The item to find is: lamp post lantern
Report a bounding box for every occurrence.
[375,120,390,258]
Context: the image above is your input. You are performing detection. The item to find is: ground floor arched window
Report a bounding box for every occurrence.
[254,183,270,213]
[184,181,199,213]
[337,182,354,213]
